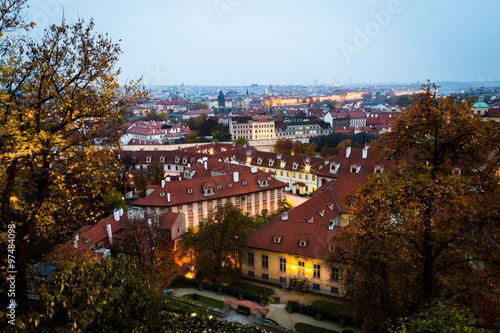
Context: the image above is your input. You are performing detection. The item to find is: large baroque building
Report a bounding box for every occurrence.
[130,165,287,228]
[242,173,368,296]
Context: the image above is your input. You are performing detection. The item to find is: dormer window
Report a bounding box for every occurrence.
[202,183,215,197]
[277,153,282,160]
[305,156,310,163]
[183,158,188,164]
[160,192,165,197]
[305,216,314,223]
[316,209,325,217]
[329,244,335,251]
[160,156,165,162]
[292,162,299,170]
[84,238,90,244]
[175,157,180,163]
[269,159,275,167]
[228,183,233,188]
[131,157,137,163]
[242,181,247,186]
[187,188,193,194]
[374,164,385,174]
[273,231,283,244]
[246,150,252,156]
[257,157,263,165]
[146,156,152,163]
[217,184,222,189]
[350,164,362,173]
[326,202,335,211]
[299,235,308,247]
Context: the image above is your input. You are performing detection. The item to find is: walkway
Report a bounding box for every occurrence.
[170,284,358,332]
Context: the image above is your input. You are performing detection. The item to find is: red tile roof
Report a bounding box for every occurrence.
[131,170,286,208]
[246,219,342,259]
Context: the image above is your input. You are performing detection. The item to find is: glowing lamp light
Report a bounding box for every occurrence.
[304,165,311,173]
[191,313,197,317]
[185,272,194,279]
[306,268,312,272]
[291,265,297,270]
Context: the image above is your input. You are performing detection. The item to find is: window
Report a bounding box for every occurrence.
[331,287,339,294]
[313,264,321,279]
[280,277,287,284]
[177,227,181,235]
[160,208,165,214]
[248,271,254,277]
[217,199,222,207]
[331,267,339,282]
[247,253,254,267]
[262,255,269,269]
[280,258,286,272]
[270,189,274,199]
[263,192,267,202]
[255,193,259,202]
[262,273,269,280]
[177,205,183,213]
[198,203,203,213]
[207,201,212,211]
[189,219,193,227]
[278,190,282,198]
[236,197,240,206]
[188,204,193,214]
[313,284,320,291]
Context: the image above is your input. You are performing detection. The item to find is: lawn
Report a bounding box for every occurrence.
[294,323,340,333]
[231,281,274,298]
[312,300,347,314]
[181,293,225,309]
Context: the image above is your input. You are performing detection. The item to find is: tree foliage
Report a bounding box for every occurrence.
[184,202,253,284]
[22,255,164,332]
[330,83,500,329]
[0,2,144,310]
[388,302,486,333]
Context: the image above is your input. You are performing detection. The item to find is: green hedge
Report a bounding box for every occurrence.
[169,275,262,303]
[286,300,354,326]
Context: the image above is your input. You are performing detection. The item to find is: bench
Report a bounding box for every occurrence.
[236,305,250,315]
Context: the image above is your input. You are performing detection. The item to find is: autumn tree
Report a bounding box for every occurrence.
[121,217,179,288]
[274,138,293,154]
[330,83,500,329]
[336,139,352,152]
[292,140,303,155]
[304,141,317,157]
[0,5,144,310]
[22,255,164,332]
[184,202,253,283]
[235,137,248,145]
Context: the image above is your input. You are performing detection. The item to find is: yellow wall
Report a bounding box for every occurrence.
[242,248,344,296]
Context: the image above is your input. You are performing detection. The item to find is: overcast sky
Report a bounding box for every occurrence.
[25,0,500,86]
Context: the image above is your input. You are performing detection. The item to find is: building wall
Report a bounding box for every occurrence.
[230,121,276,141]
[144,187,284,229]
[241,249,345,296]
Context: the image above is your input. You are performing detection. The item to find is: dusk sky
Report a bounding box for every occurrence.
[26,0,500,86]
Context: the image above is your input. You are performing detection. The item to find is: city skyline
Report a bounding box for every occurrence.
[26,0,500,86]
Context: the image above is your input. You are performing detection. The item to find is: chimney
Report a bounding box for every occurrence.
[362,147,368,159]
[346,147,351,159]
[119,207,124,217]
[113,209,120,222]
[281,211,288,221]
[233,171,239,183]
[107,222,113,246]
[167,193,171,203]
[74,233,79,248]
[161,180,165,188]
